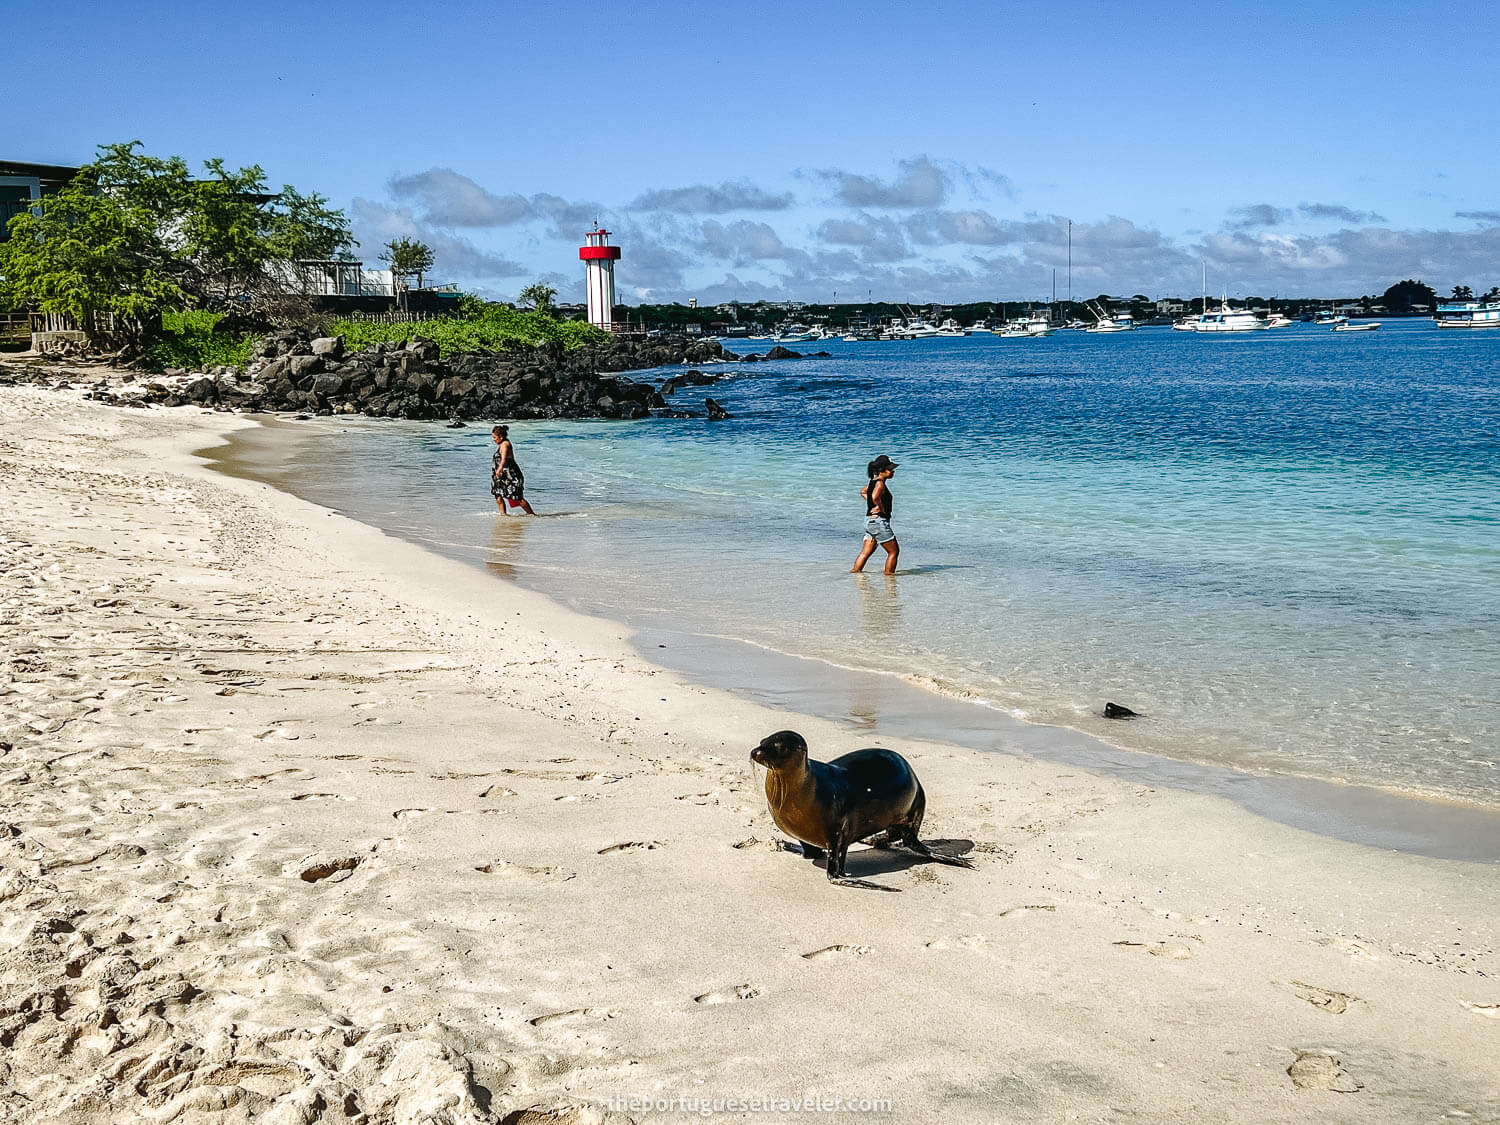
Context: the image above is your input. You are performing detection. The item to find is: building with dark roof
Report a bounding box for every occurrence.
[0,161,81,241]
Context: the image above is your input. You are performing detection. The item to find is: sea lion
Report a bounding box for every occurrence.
[750,730,973,889]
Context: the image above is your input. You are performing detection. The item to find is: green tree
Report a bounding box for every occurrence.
[1380,279,1436,314]
[0,143,191,346]
[1483,286,1500,302]
[379,237,436,310]
[518,282,557,315]
[1451,284,1474,301]
[0,140,351,347]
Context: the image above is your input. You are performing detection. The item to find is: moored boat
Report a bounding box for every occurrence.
[1174,301,1271,333]
[1332,321,1380,332]
[1435,300,1500,328]
[773,322,821,343]
[1084,304,1135,333]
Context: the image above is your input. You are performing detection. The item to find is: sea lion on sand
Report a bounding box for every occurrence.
[750,730,973,889]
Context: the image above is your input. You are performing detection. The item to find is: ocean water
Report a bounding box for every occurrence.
[248,319,1500,807]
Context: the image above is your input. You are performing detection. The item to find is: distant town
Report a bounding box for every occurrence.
[598,278,1485,337]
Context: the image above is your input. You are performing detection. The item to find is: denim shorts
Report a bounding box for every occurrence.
[864,516,895,544]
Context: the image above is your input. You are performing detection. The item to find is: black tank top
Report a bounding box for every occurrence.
[866,478,892,518]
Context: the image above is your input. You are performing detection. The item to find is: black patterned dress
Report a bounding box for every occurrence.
[492,445,525,501]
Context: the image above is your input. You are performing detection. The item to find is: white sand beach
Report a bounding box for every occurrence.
[2,383,1497,1124]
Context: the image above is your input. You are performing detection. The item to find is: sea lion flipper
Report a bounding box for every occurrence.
[900,833,975,868]
[799,842,826,862]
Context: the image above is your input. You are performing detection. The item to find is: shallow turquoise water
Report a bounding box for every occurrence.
[269,319,1500,804]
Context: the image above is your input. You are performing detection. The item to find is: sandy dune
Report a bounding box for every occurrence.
[1,385,1496,1123]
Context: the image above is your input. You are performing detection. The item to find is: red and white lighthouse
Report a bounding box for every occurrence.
[579,227,621,331]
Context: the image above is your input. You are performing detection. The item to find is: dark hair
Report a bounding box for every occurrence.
[492,425,508,436]
[867,454,898,478]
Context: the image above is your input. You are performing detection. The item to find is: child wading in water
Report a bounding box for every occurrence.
[491,425,535,515]
[851,454,899,574]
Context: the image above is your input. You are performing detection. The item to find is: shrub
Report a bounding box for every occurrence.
[329,304,606,357]
[145,310,255,371]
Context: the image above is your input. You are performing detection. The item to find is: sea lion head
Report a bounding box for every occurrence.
[751,730,808,769]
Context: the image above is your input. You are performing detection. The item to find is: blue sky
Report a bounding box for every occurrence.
[11,0,1500,303]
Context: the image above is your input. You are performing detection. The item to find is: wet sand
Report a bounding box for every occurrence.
[211,417,1500,865]
[2,385,1498,1123]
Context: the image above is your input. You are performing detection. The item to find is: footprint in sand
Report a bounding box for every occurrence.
[1319,936,1379,961]
[1459,999,1500,1019]
[290,792,347,802]
[1113,939,1195,959]
[527,1007,616,1027]
[392,808,432,820]
[694,984,760,1005]
[802,944,871,960]
[1287,1050,1363,1092]
[297,856,364,883]
[475,860,575,880]
[597,841,664,855]
[925,935,987,952]
[479,784,518,798]
[731,837,797,852]
[997,904,1057,918]
[1291,981,1356,1014]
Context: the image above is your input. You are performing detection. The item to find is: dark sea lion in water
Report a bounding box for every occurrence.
[750,730,973,890]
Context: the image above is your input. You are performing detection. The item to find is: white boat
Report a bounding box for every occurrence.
[1332,321,1380,332]
[935,318,969,337]
[1435,300,1500,328]
[1174,300,1270,333]
[967,322,993,334]
[1085,306,1135,333]
[773,322,820,343]
[1022,314,1055,336]
[997,322,1031,338]
[1314,311,1349,326]
[1266,313,1295,328]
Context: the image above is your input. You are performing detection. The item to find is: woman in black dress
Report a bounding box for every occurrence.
[491,425,535,515]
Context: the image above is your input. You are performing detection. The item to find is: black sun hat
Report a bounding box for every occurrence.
[869,454,899,473]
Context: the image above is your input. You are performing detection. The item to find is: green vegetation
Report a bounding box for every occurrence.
[1380,279,1437,314]
[0,141,349,347]
[144,310,255,371]
[379,237,436,309]
[517,282,558,314]
[331,301,606,355]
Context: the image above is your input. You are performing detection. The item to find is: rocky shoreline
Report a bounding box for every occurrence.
[0,331,827,423]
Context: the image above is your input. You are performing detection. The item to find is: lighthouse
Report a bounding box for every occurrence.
[578,227,621,331]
